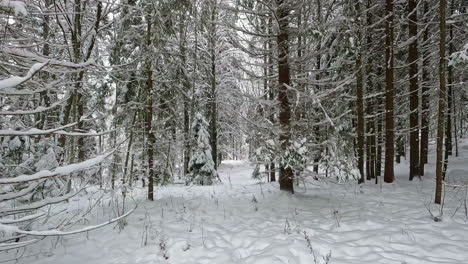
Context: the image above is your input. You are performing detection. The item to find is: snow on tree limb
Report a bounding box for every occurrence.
[0,61,48,90]
[0,87,48,95]
[0,239,41,251]
[0,213,45,224]
[0,206,136,238]
[0,149,115,184]
[0,191,80,216]
[0,97,67,115]
[2,47,95,68]
[0,180,44,202]
[0,126,115,137]
[54,129,116,137]
[0,0,27,16]
[0,122,78,136]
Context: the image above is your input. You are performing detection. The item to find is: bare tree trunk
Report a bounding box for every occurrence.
[313,0,322,175]
[435,0,447,205]
[123,112,138,185]
[276,0,294,193]
[355,0,365,184]
[268,14,276,182]
[442,0,456,180]
[145,15,155,201]
[209,0,218,169]
[454,88,459,157]
[180,12,191,176]
[408,0,420,180]
[366,0,376,181]
[39,0,52,131]
[376,96,383,180]
[384,0,395,183]
[420,1,430,175]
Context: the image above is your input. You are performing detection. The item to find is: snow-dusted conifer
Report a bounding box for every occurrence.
[187,113,219,185]
[281,138,309,176]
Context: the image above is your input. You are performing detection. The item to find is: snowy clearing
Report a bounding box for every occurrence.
[2,141,468,264]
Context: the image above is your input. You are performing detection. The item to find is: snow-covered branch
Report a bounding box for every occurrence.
[0,239,41,251]
[0,87,49,95]
[0,213,45,224]
[0,125,114,137]
[0,0,27,16]
[54,129,116,136]
[0,97,67,115]
[2,47,95,68]
[0,206,135,238]
[0,180,44,202]
[0,122,77,136]
[0,61,48,90]
[1,190,80,216]
[0,149,115,184]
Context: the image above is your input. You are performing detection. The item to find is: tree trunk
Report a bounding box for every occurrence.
[180,12,191,176]
[366,0,375,181]
[408,0,420,180]
[435,0,447,205]
[209,1,218,169]
[384,0,395,183]
[420,1,430,175]
[145,15,155,201]
[454,88,459,157]
[268,14,276,182]
[313,0,322,175]
[355,0,365,184]
[39,0,52,131]
[442,0,455,180]
[276,0,294,193]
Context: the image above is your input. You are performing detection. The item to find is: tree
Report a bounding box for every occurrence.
[0,2,133,250]
[408,0,420,180]
[435,0,447,205]
[187,113,219,185]
[355,0,365,184]
[144,13,156,201]
[276,0,294,193]
[384,0,395,183]
[420,0,431,176]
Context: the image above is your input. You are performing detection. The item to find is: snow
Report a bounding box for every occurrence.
[0,61,48,90]
[0,123,76,136]
[0,0,27,16]
[0,213,44,224]
[0,150,114,184]
[0,207,135,236]
[0,181,43,202]
[2,140,468,263]
[2,48,95,68]
[0,98,67,115]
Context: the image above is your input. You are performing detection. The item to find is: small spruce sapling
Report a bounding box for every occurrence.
[252,139,276,180]
[281,138,309,179]
[187,113,219,185]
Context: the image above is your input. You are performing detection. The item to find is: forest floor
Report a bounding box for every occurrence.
[2,139,468,264]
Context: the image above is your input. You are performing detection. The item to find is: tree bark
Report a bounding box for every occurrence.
[408,0,420,180]
[384,0,395,183]
[366,0,375,181]
[145,15,155,201]
[268,14,276,182]
[442,0,455,180]
[420,1,430,175]
[180,12,191,176]
[355,0,365,184]
[435,0,447,205]
[209,1,218,169]
[276,0,294,193]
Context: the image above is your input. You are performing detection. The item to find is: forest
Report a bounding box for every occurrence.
[1,0,468,263]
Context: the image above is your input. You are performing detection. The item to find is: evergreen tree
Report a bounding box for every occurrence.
[187,113,219,185]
